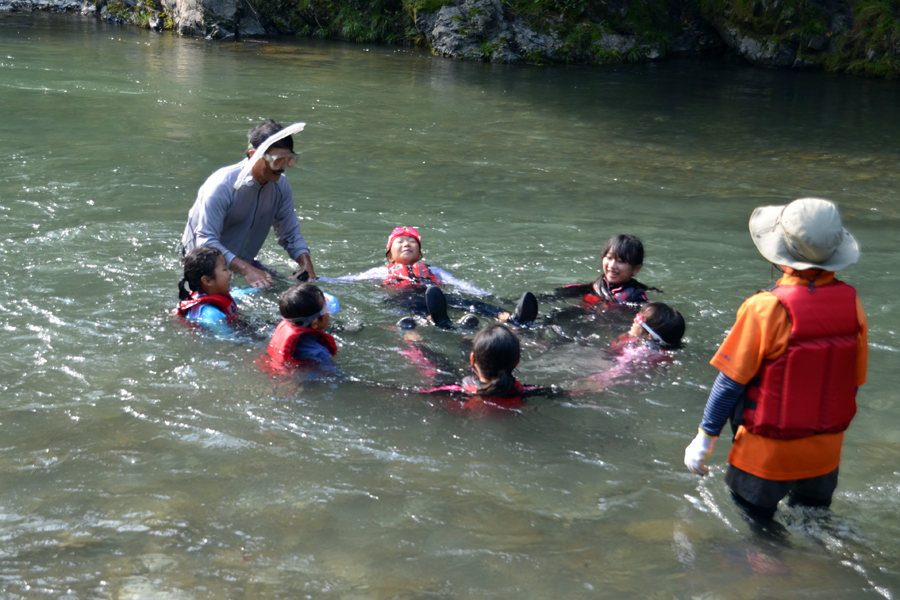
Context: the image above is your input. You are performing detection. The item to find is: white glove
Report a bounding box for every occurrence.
[684,428,716,476]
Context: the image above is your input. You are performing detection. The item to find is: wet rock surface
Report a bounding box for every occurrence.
[416,0,561,63]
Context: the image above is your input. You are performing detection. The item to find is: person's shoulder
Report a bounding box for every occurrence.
[736,287,784,319]
[200,161,245,192]
[209,160,244,181]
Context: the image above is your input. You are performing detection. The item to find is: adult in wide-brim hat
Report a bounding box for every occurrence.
[683,196,867,519]
[748,197,859,271]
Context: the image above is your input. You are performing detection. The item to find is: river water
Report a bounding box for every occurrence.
[2,12,899,599]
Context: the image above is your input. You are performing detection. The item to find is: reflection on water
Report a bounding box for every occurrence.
[1,12,900,599]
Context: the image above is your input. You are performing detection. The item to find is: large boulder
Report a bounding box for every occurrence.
[712,19,798,68]
[415,0,560,63]
[158,0,263,37]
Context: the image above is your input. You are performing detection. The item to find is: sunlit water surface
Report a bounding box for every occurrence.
[1,13,899,599]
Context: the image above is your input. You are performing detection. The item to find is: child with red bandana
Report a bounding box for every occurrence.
[321,227,538,330]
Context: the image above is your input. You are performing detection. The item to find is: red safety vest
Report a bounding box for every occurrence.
[743,281,859,439]
[383,262,441,289]
[424,377,529,411]
[267,320,338,363]
[583,278,648,306]
[176,292,238,319]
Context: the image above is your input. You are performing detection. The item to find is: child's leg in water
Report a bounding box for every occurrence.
[446,295,505,318]
[446,292,538,326]
[385,290,428,315]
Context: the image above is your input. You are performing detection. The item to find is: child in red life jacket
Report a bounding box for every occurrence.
[266,283,339,366]
[383,226,538,329]
[553,234,661,307]
[176,246,255,334]
[420,324,549,413]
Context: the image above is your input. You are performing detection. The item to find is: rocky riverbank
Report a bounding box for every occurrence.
[2,0,898,77]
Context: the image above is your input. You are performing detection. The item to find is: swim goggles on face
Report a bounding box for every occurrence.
[287,292,340,327]
[263,152,300,170]
[635,312,666,346]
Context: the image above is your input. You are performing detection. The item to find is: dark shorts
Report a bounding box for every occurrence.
[725,464,839,510]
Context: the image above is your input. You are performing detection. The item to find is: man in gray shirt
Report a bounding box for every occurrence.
[181,119,316,288]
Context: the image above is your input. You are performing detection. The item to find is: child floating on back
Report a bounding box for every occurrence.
[384,226,537,329]
[267,283,339,366]
[321,226,538,330]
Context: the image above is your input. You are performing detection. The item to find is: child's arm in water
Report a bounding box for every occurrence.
[428,267,490,296]
[316,266,389,283]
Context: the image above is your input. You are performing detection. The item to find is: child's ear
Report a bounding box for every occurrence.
[469,352,476,366]
[310,314,327,330]
[200,274,215,291]
[632,263,643,276]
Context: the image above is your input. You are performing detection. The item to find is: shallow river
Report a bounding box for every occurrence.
[1,13,899,599]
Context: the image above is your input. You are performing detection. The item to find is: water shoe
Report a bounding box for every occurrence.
[509,291,538,328]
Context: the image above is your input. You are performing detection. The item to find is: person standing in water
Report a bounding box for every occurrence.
[684,198,867,518]
[181,119,316,289]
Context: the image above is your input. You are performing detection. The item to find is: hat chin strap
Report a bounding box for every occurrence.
[233,122,305,190]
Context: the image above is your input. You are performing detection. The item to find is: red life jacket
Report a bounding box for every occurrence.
[424,377,528,411]
[583,278,649,306]
[176,292,238,319]
[267,320,338,363]
[742,281,859,440]
[383,262,441,289]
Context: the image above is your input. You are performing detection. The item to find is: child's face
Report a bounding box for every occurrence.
[388,236,423,265]
[202,254,232,296]
[602,252,641,286]
[310,296,331,330]
[629,313,649,339]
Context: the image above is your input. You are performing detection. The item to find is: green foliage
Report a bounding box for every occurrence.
[249,0,413,43]
[625,44,645,62]
[824,0,900,76]
[698,0,829,37]
[592,47,621,63]
[480,39,500,58]
[404,0,454,12]
[106,0,130,19]
[525,48,551,63]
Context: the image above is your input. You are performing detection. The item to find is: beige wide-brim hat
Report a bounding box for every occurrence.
[749,198,859,271]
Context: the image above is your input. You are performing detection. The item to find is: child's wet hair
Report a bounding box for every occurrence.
[601,234,644,267]
[640,302,685,348]
[179,246,222,301]
[472,324,521,397]
[279,283,325,320]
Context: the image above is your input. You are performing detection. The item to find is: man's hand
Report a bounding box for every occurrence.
[230,257,274,289]
[296,253,317,281]
[684,429,716,476]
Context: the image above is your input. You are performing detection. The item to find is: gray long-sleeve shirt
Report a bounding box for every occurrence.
[181,159,310,267]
